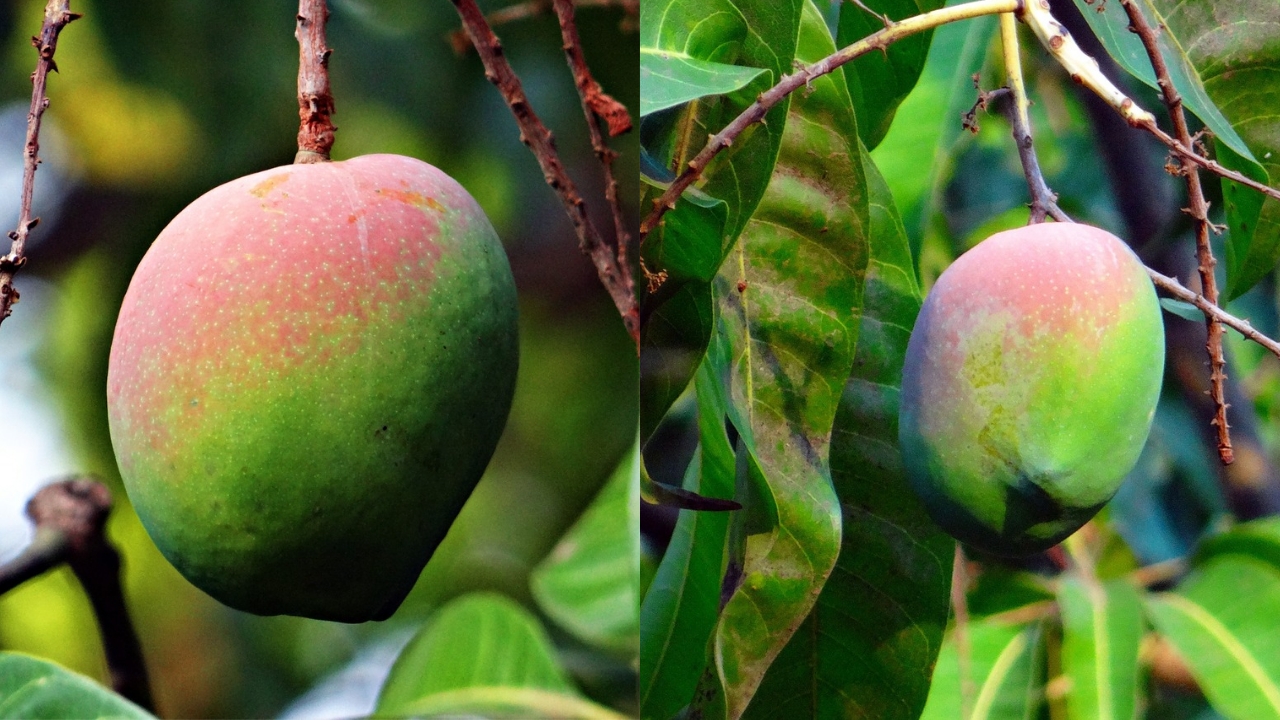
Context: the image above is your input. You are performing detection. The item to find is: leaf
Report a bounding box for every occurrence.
[1057,576,1145,720]
[376,593,577,715]
[921,620,1047,720]
[1196,517,1280,573]
[692,2,871,716]
[1144,556,1280,720]
[1160,298,1205,323]
[640,282,712,441]
[745,150,952,717]
[639,360,739,720]
[640,50,768,117]
[638,0,804,437]
[838,0,946,150]
[530,439,640,656]
[1070,0,1277,299]
[0,652,153,720]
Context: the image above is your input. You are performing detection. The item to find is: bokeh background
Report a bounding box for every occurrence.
[0,0,638,717]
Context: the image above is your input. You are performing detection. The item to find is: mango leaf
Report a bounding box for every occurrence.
[641,282,712,441]
[639,359,738,720]
[640,50,768,117]
[690,2,871,716]
[638,0,804,436]
[0,653,153,720]
[1058,576,1145,720]
[376,593,614,718]
[1195,517,1280,573]
[530,439,639,656]
[1145,556,1280,719]
[745,150,952,717]
[838,0,946,150]
[921,620,1047,720]
[1071,0,1277,299]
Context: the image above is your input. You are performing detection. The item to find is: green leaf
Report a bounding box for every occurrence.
[1160,298,1205,323]
[1070,0,1276,299]
[1058,576,1145,720]
[0,653,153,720]
[640,50,768,117]
[921,620,1047,720]
[1196,518,1280,573]
[1145,556,1280,720]
[376,593,578,715]
[745,150,952,717]
[640,282,712,441]
[530,439,640,656]
[838,0,946,150]
[640,360,739,720]
[692,2,871,716]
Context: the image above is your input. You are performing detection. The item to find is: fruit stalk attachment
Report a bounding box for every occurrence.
[295,0,336,163]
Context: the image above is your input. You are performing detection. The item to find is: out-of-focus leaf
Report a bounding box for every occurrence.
[746,150,951,717]
[838,0,945,150]
[530,440,639,656]
[1196,518,1280,573]
[692,3,869,716]
[921,620,1047,720]
[638,0,804,436]
[376,593,584,716]
[1145,556,1280,719]
[1058,576,1144,720]
[0,652,153,720]
[968,566,1056,618]
[640,51,767,117]
[640,360,739,720]
[1071,0,1276,299]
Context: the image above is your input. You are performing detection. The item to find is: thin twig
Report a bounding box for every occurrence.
[551,0,634,293]
[1141,122,1280,203]
[0,479,153,712]
[448,0,639,55]
[1118,0,1232,465]
[0,0,79,331]
[952,544,975,720]
[295,0,336,163]
[1145,267,1280,359]
[638,0,1022,242]
[450,0,640,345]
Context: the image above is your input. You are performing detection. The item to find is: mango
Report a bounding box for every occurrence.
[899,223,1163,556]
[106,154,519,622]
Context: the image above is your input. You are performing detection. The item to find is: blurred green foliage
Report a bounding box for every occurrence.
[0,0,638,717]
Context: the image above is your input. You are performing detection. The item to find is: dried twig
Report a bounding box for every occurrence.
[295,0,336,163]
[0,0,79,331]
[0,480,153,712]
[1118,0,1232,464]
[450,0,640,344]
[448,0,639,55]
[638,0,1021,242]
[1141,122,1280,203]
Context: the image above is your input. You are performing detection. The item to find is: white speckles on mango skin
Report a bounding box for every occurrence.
[899,223,1164,556]
[106,154,519,621]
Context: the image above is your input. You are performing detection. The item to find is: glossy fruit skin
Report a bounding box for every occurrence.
[899,223,1163,556]
[107,154,518,622]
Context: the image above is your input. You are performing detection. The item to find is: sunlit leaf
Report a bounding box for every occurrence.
[1058,576,1144,720]
[0,652,153,720]
[640,50,767,117]
[691,2,870,715]
[531,440,639,656]
[746,148,952,717]
[1145,556,1280,719]
[838,0,946,150]
[921,620,1047,720]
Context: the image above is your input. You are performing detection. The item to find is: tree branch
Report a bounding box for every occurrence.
[0,0,79,331]
[0,479,153,713]
[295,0,336,163]
[638,0,1022,242]
[448,0,639,55]
[450,0,640,345]
[1117,0,1231,464]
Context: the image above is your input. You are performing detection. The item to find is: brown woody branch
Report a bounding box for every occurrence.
[295,0,336,163]
[1118,0,1231,465]
[450,0,640,345]
[448,0,639,55]
[0,0,79,332]
[0,480,153,713]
